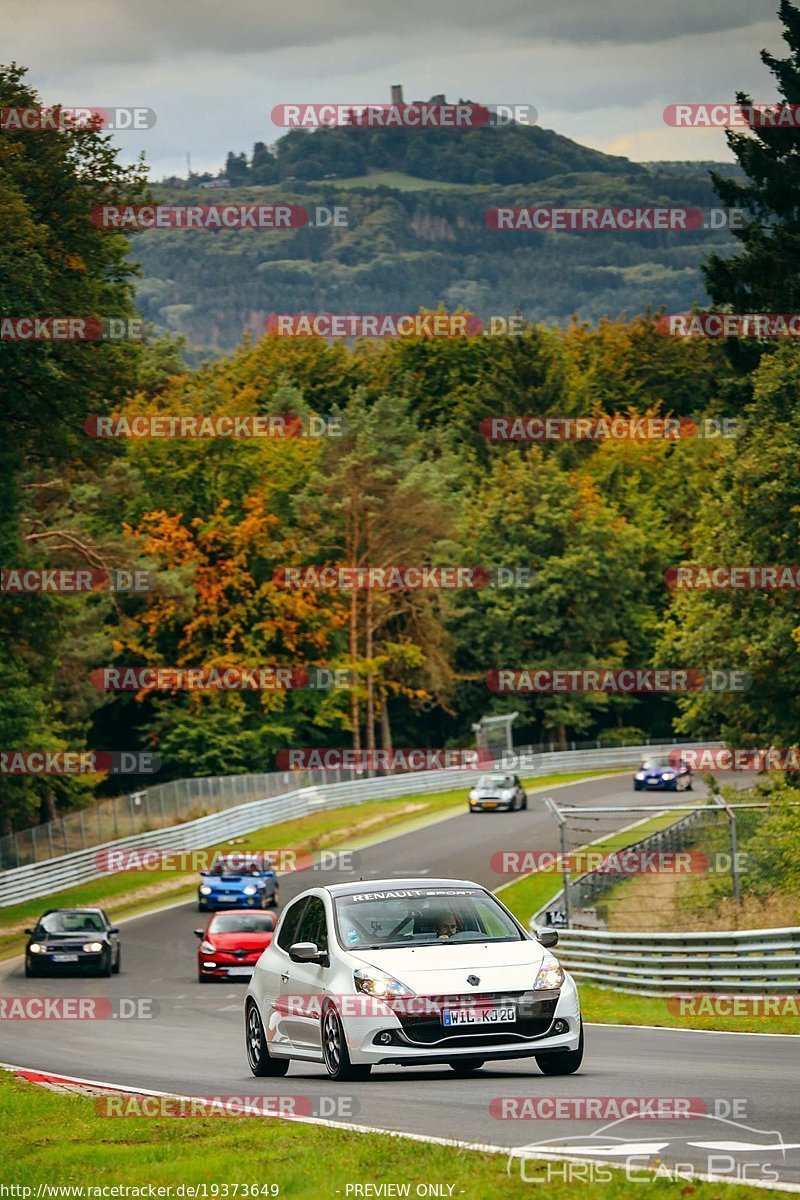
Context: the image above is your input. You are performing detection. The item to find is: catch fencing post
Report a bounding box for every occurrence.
[545,796,571,929]
[714,793,741,905]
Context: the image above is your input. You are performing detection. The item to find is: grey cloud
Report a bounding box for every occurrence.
[5,0,781,73]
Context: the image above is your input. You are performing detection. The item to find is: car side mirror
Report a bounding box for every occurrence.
[194,929,205,938]
[199,870,209,877]
[25,928,34,936]
[108,927,119,935]
[536,929,559,948]
[289,941,329,966]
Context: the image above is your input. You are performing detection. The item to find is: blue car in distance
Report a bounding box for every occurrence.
[633,754,693,792]
[197,857,280,912]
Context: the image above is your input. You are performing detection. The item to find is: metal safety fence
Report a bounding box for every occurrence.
[0,740,709,906]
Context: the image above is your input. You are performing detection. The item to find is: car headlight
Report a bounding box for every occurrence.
[661,772,674,780]
[243,885,258,895]
[200,940,215,953]
[353,969,414,998]
[469,790,477,801]
[635,772,645,780]
[29,943,45,954]
[83,941,104,953]
[533,956,565,990]
[199,886,212,895]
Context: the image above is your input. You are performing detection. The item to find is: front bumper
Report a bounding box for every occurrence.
[345,973,581,1064]
[28,950,108,972]
[469,800,512,811]
[199,959,258,979]
[198,894,263,910]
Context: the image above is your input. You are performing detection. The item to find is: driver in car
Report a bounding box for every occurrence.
[436,912,458,939]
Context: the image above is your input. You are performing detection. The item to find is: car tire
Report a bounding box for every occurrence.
[198,971,210,983]
[98,952,113,978]
[633,782,641,791]
[24,959,37,978]
[245,999,290,1077]
[521,794,528,810]
[536,1022,584,1075]
[449,1059,485,1074]
[687,780,694,790]
[321,1003,372,1081]
[270,890,280,909]
[112,948,121,975]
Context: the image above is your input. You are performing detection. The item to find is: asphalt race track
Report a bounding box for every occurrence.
[3,772,799,1188]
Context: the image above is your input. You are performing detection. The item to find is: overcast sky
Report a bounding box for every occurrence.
[4,0,785,179]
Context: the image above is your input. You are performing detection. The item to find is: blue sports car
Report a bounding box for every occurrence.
[197,857,280,912]
[633,755,693,792]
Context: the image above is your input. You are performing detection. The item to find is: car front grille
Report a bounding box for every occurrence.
[393,990,559,1046]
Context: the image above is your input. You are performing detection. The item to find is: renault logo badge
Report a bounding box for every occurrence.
[467,974,480,987]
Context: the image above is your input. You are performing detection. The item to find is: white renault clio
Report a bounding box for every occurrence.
[245,877,583,1080]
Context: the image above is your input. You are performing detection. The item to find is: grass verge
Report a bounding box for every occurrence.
[497,809,798,1036]
[0,769,617,960]
[0,1073,786,1199]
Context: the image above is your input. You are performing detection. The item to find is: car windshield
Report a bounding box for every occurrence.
[477,774,513,788]
[207,861,262,876]
[641,757,672,769]
[209,913,275,933]
[36,911,105,934]
[333,887,523,950]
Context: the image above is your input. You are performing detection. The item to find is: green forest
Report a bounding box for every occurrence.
[3,0,800,837]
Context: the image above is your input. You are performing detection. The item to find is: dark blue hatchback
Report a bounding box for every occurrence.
[197,856,280,912]
[633,754,693,792]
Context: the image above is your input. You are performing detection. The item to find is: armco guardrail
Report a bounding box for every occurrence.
[0,735,703,870]
[0,741,708,907]
[536,926,800,994]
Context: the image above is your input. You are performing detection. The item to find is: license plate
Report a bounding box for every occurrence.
[443,1006,515,1026]
[227,966,253,976]
[483,802,497,809]
[52,954,79,962]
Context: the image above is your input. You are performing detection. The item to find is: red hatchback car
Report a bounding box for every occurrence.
[195,910,276,982]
